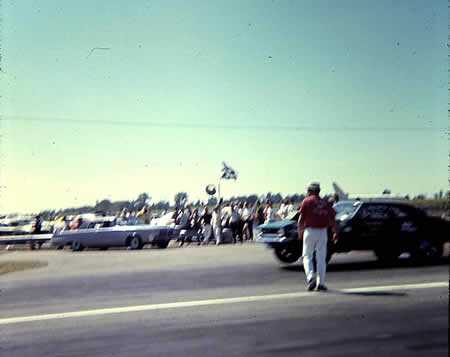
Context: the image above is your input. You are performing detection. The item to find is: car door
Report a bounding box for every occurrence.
[388,205,421,249]
[353,203,392,249]
[83,225,102,248]
[97,226,125,247]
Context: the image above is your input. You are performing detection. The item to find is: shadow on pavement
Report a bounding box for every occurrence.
[281,257,449,273]
[339,291,407,297]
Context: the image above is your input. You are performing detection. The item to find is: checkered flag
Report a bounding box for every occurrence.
[221,162,238,180]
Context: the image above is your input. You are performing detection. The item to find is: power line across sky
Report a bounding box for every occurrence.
[1,115,446,133]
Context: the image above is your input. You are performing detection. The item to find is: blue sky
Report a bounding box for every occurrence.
[1,0,448,213]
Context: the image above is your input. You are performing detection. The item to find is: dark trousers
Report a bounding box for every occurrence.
[246,220,253,239]
[229,221,241,243]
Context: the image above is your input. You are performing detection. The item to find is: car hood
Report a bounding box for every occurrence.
[258,220,296,230]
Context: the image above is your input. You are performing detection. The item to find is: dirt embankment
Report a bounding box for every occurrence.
[0,260,48,276]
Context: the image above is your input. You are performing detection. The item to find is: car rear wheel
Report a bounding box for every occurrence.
[412,240,443,261]
[127,236,143,250]
[274,244,301,264]
[71,240,85,252]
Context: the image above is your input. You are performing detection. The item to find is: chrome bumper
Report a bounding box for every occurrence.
[256,233,289,244]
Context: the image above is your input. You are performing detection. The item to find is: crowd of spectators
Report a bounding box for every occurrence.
[172,199,298,246]
[28,195,343,246]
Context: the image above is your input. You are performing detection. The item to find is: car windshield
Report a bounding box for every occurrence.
[334,201,361,220]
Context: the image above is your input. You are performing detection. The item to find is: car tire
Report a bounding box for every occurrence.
[127,235,143,250]
[274,244,301,264]
[71,240,84,252]
[412,240,443,261]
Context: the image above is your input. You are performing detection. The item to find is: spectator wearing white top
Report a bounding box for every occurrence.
[277,199,289,220]
[212,206,222,245]
[286,199,295,216]
[264,201,275,224]
[241,202,254,240]
[241,203,253,222]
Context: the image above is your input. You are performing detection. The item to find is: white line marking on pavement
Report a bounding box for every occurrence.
[0,281,447,326]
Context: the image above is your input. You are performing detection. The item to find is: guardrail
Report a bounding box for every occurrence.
[0,234,53,246]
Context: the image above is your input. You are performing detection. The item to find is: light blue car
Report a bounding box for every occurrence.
[51,222,178,251]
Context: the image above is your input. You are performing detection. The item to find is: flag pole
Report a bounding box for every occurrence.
[218,177,222,205]
[217,176,223,244]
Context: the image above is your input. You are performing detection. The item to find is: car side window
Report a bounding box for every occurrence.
[389,206,410,219]
[359,205,390,220]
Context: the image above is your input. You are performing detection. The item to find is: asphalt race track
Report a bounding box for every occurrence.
[0,244,448,356]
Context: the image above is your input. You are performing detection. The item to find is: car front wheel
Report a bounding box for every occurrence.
[274,243,301,264]
[71,240,85,252]
[127,236,143,250]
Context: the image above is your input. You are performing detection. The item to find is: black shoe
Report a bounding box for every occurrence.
[316,284,328,292]
[306,280,316,291]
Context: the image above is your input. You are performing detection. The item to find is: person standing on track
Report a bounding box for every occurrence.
[285,199,295,217]
[298,182,338,292]
[31,215,42,234]
[241,201,254,240]
[212,206,222,245]
[254,201,265,226]
[277,199,288,220]
[201,207,213,245]
[229,204,242,243]
[264,201,275,224]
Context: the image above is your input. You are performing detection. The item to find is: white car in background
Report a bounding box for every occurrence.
[51,213,179,251]
[0,215,53,236]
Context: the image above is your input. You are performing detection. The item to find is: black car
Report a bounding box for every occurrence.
[256,200,449,264]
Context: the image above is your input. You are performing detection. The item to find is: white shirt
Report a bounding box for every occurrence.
[211,211,220,227]
[265,207,275,224]
[242,207,252,220]
[277,204,288,220]
[286,203,295,215]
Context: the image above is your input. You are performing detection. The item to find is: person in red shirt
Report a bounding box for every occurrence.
[298,182,338,291]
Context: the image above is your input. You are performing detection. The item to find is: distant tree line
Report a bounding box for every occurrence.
[38,192,168,220]
[37,190,449,220]
[37,191,305,219]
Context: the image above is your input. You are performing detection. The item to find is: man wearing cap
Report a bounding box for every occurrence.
[298,182,338,291]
